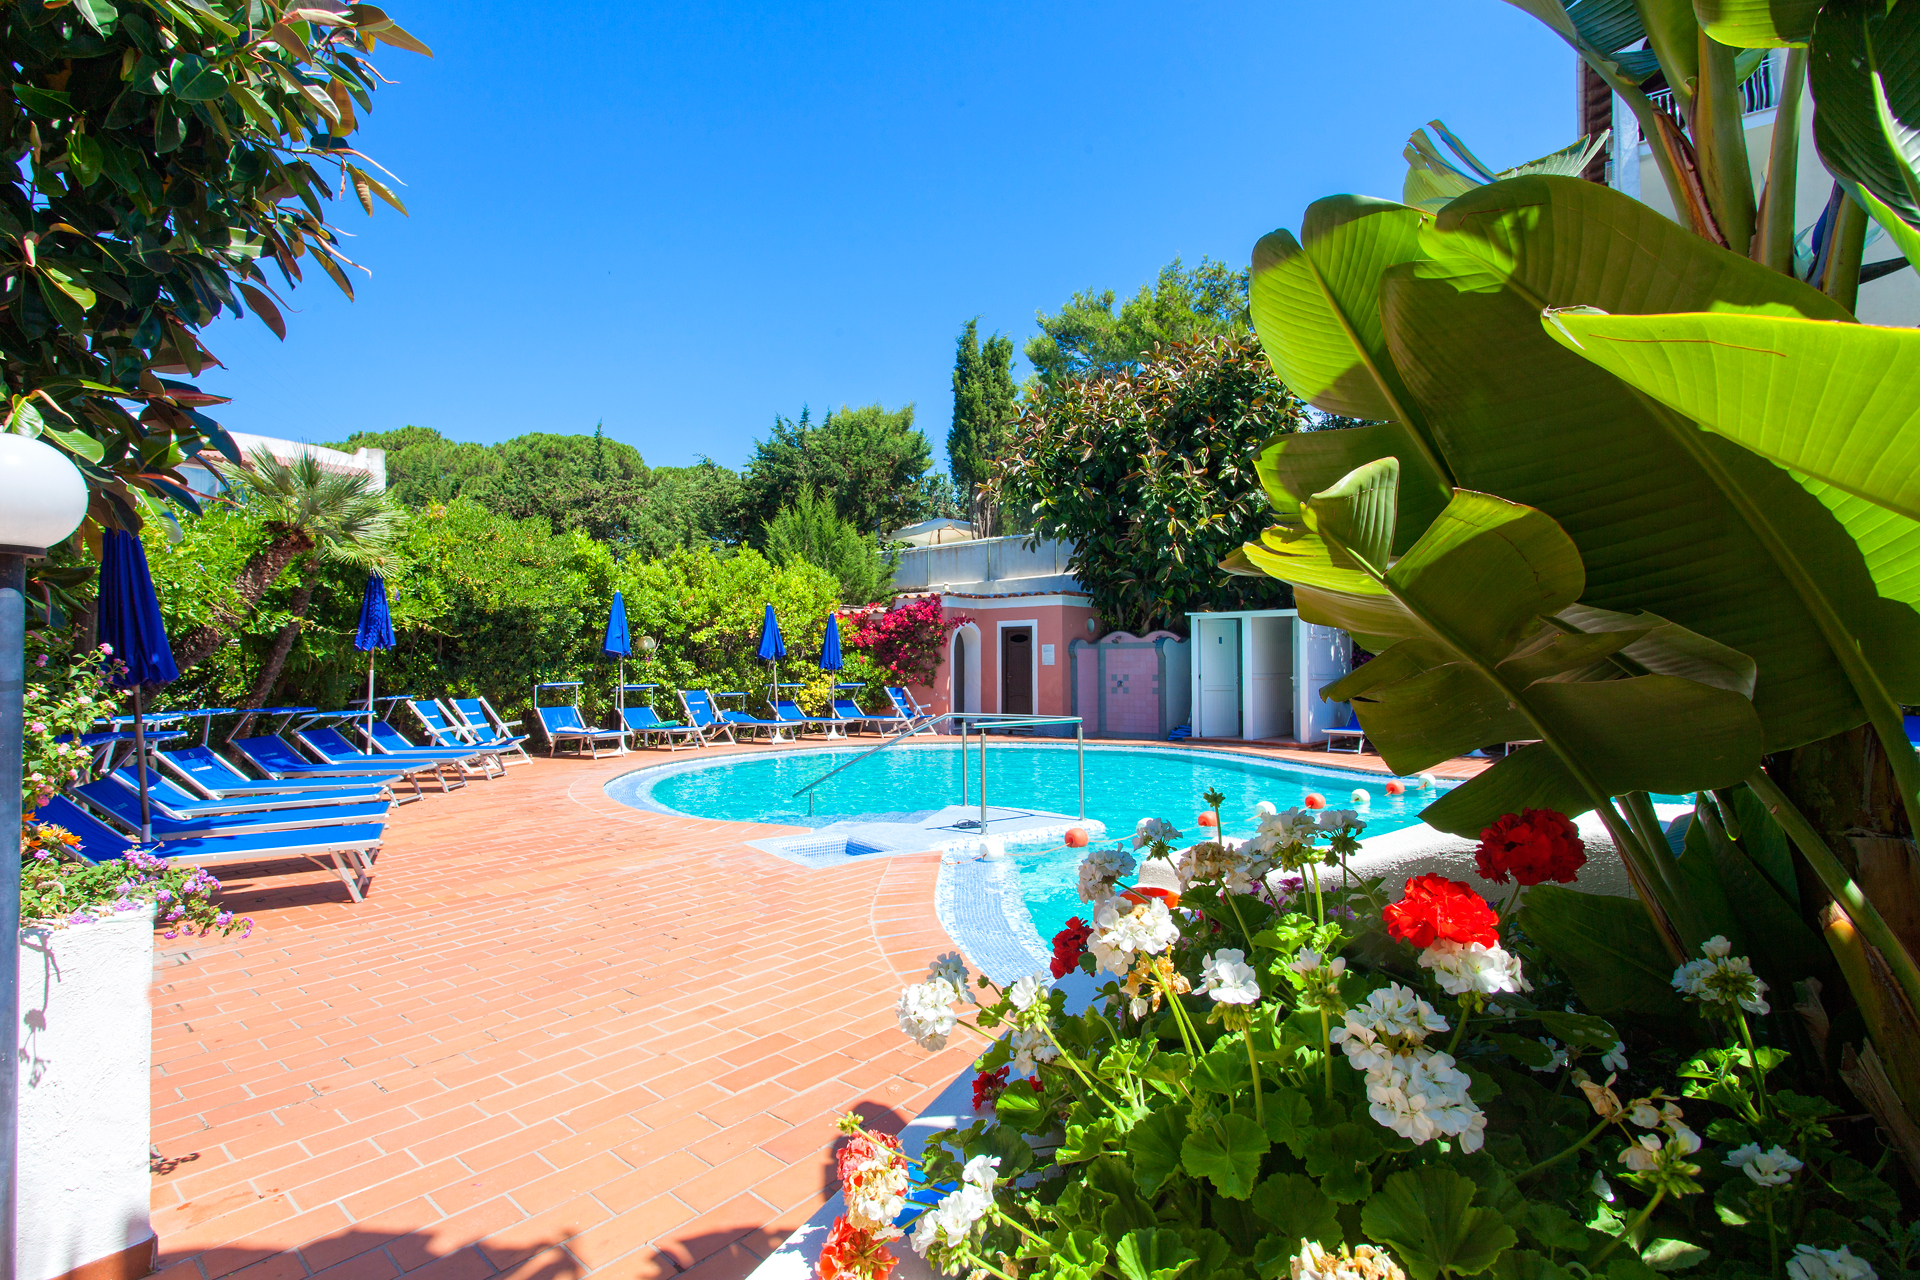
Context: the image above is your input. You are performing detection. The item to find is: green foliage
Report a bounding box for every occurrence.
[0,0,427,529]
[762,488,896,607]
[739,403,935,542]
[1023,256,1250,390]
[144,496,860,725]
[889,798,1912,1280]
[948,317,1020,527]
[332,425,746,554]
[992,332,1303,633]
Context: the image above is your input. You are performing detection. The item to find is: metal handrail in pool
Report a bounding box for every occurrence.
[790,712,1085,833]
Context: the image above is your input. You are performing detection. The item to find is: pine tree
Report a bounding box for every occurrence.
[946,318,1019,533]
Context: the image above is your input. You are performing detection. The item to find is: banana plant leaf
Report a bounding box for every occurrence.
[1540,308,1920,522]
[1248,177,1920,777]
[1809,0,1920,228]
[1230,457,1765,836]
[1694,0,1823,47]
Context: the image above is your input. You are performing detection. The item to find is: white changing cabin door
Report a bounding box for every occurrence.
[1195,617,1242,739]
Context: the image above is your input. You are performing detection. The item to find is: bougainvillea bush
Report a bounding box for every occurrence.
[819,796,1916,1279]
[845,594,968,688]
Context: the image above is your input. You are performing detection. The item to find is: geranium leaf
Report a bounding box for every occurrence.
[1193,1043,1254,1094]
[1124,1106,1187,1195]
[1494,1250,1578,1280]
[1180,1112,1269,1200]
[1262,1086,1314,1156]
[1114,1227,1199,1280]
[1639,1239,1711,1272]
[1250,1172,1341,1246]
[1361,1166,1518,1280]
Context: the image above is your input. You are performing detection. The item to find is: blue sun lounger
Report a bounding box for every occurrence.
[1324,711,1368,754]
[772,699,841,738]
[620,705,702,750]
[294,724,478,790]
[711,691,789,742]
[830,697,883,735]
[530,683,628,757]
[108,767,386,817]
[447,697,533,765]
[156,745,405,802]
[676,690,738,746]
[408,699,527,767]
[229,734,425,794]
[36,795,383,903]
[361,720,502,779]
[75,780,388,840]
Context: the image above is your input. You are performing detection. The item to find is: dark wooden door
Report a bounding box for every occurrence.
[1002,628,1033,714]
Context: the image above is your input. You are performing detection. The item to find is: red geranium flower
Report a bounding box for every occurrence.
[819,1215,898,1280]
[1474,808,1587,886]
[1050,917,1093,979]
[834,1129,903,1189]
[1383,874,1499,949]
[972,1065,1010,1111]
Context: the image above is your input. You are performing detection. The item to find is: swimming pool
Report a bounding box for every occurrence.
[613,743,1450,942]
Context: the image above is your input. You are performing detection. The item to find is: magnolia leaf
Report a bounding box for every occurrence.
[237,282,287,341]
[1114,1228,1199,1280]
[13,83,73,116]
[39,423,106,464]
[1124,1106,1187,1195]
[1250,1172,1342,1246]
[167,54,228,101]
[1180,1112,1269,1200]
[1361,1166,1518,1280]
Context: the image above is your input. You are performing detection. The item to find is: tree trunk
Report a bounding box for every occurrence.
[242,574,318,709]
[169,524,315,674]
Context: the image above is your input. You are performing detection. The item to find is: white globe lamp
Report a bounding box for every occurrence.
[0,432,90,553]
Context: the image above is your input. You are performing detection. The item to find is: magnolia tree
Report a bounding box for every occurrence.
[816,795,1911,1279]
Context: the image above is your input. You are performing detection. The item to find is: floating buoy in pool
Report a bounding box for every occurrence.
[1384,780,1406,796]
[1415,772,1438,791]
[1254,800,1277,817]
[1196,812,1218,828]
[1350,789,1371,807]
[981,835,1006,861]
[1303,793,1327,810]
[1064,827,1090,848]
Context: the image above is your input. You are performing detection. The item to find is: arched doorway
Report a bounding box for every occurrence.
[949,622,981,722]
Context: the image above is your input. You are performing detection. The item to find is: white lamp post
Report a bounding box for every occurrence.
[0,432,90,1280]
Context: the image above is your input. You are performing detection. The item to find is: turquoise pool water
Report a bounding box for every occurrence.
[623,744,1450,943]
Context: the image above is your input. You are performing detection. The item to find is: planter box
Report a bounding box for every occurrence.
[18,908,155,1280]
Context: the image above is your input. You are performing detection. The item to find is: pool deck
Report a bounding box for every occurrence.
[144,737,1485,1280]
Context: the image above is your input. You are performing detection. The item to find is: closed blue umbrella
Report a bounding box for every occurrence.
[98,528,179,841]
[354,572,396,746]
[819,612,843,672]
[757,604,786,714]
[604,592,631,743]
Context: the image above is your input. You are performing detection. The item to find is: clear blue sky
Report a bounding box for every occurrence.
[196,1,1573,471]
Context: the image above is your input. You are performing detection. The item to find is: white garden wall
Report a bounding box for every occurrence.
[18,909,154,1280]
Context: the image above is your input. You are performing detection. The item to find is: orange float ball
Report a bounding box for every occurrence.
[1303,793,1327,810]
[1385,780,1406,796]
[1064,827,1090,848]
[1196,812,1218,828]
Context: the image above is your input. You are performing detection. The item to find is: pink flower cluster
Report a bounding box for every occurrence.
[845,595,968,687]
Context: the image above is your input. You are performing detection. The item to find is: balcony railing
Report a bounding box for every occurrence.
[1646,58,1776,129]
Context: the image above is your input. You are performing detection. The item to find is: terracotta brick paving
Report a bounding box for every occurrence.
[148,745,979,1280]
[144,734,1484,1280]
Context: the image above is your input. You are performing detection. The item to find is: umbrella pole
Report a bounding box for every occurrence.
[618,658,627,754]
[133,684,151,844]
[366,652,376,746]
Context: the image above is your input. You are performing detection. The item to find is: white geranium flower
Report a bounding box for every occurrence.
[961,1153,1001,1189]
[895,978,960,1050]
[1528,1037,1570,1074]
[1133,817,1181,849]
[1672,936,1770,1015]
[1289,1240,1408,1280]
[1417,939,1529,997]
[1076,845,1137,902]
[926,952,975,1002]
[909,1180,994,1255]
[1289,947,1347,979]
[1361,1048,1484,1151]
[1009,1024,1058,1075]
[1787,1246,1877,1280]
[1591,1170,1615,1202]
[1197,949,1261,1005]
[1260,806,1321,846]
[1007,971,1048,1012]
[1725,1143,1803,1186]
[1318,808,1365,833]
[1602,1041,1629,1072]
[1332,984,1449,1066]
[1088,896,1180,975]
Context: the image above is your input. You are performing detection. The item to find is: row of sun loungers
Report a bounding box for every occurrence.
[527,686,935,756]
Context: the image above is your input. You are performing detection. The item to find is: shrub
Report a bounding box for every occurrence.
[845,595,967,688]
